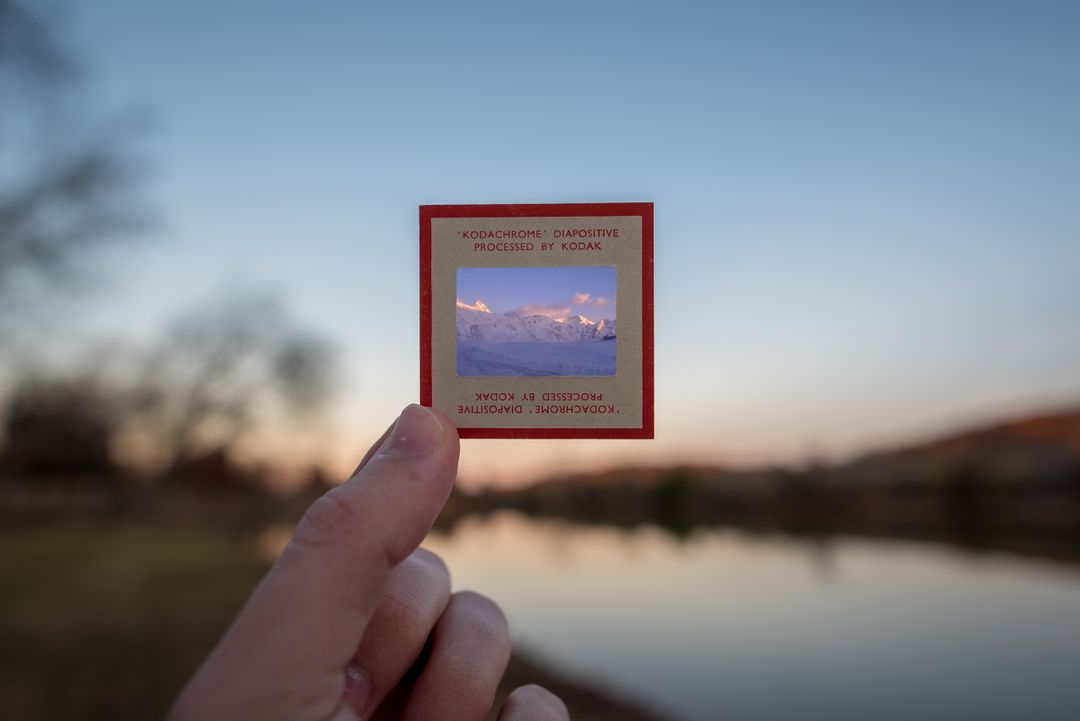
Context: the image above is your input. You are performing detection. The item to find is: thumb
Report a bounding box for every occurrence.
[172,405,458,718]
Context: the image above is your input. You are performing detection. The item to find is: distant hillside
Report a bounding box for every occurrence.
[836,407,1080,490]
[504,407,1080,494]
[450,406,1080,564]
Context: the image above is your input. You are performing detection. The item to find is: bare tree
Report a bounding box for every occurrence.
[1,372,115,477]
[0,0,145,330]
[126,291,336,474]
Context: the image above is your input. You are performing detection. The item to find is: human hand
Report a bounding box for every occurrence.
[169,404,569,721]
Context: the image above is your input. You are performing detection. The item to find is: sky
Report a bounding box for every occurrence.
[457,266,616,321]
[38,0,1080,485]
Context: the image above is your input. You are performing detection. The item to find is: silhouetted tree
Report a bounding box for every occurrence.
[168,447,247,491]
[0,1,145,339]
[125,291,335,474]
[1,374,114,477]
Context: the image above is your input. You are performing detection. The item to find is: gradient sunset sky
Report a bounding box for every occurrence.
[54,1,1080,485]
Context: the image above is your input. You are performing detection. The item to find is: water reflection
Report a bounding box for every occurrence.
[419,512,1080,721]
[255,512,1080,720]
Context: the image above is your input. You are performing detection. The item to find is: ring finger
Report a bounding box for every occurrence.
[398,590,511,721]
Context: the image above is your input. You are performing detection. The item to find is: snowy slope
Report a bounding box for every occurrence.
[457,339,616,376]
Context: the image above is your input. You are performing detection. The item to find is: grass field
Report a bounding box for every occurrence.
[0,522,265,720]
[0,520,667,721]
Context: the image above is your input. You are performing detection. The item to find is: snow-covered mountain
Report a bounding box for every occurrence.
[456,300,616,344]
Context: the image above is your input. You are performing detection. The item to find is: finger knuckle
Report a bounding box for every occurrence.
[434,652,498,703]
[292,489,360,548]
[450,590,509,639]
[367,552,451,642]
[390,549,450,600]
[377,593,430,639]
[413,547,450,576]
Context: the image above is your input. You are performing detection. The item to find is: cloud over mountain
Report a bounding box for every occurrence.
[456,298,492,313]
[510,303,573,320]
[572,292,612,307]
[504,291,614,322]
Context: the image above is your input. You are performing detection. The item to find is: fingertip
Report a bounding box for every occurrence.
[499,684,570,721]
[351,405,458,478]
[379,405,445,458]
[423,404,460,446]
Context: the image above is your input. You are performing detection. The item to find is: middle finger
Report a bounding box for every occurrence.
[345,547,452,718]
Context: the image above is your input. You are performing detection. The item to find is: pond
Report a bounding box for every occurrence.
[420,512,1080,721]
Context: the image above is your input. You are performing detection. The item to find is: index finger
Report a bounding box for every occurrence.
[173,405,459,717]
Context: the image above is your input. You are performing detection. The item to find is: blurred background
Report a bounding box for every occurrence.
[1,1,1078,719]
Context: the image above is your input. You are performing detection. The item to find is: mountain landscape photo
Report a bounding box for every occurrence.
[455,266,617,376]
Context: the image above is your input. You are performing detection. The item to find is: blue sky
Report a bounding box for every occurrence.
[457,267,616,320]
[49,0,1080,483]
